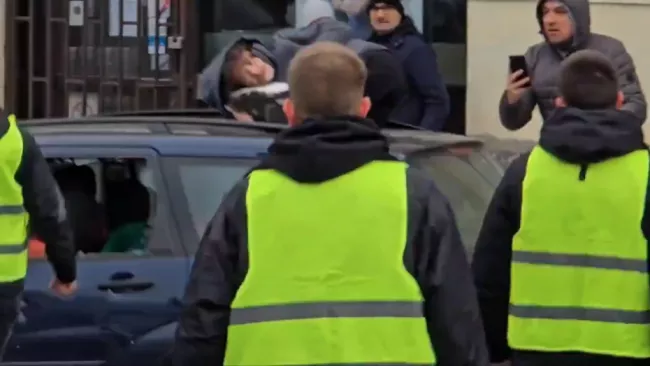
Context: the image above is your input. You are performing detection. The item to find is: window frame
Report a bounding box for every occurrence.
[36,145,183,260]
[161,156,257,254]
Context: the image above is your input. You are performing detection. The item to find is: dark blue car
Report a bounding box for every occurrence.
[3,115,502,366]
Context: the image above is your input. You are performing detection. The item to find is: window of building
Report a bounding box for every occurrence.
[423,0,466,44]
[201,0,294,62]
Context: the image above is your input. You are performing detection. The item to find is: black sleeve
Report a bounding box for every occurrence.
[363,49,410,127]
[498,47,537,131]
[412,172,490,366]
[471,155,527,363]
[171,178,248,366]
[16,128,76,284]
[401,43,450,130]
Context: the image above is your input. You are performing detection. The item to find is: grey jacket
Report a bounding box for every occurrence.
[499,0,646,130]
[272,18,386,72]
[197,20,387,116]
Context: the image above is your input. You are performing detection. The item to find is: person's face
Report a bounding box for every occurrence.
[369,4,402,34]
[541,1,573,44]
[231,50,275,87]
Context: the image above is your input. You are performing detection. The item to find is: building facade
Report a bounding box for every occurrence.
[466,0,650,140]
[0,0,648,140]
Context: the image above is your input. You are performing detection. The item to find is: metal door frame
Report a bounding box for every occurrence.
[3,0,199,119]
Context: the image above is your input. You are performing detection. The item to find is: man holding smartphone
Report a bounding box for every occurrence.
[500,0,646,130]
[480,49,650,366]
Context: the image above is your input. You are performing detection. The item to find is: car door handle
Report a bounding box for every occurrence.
[97,281,155,293]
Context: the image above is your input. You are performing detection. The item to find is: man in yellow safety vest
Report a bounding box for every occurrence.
[473,49,650,366]
[0,110,77,360]
[171,41,489,366]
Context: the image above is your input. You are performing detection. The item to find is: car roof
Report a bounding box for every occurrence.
[21,113,483,157]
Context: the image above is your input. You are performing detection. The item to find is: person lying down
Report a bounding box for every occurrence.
[226,82,289,123]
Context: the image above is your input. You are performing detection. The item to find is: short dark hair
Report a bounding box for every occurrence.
[288,42,367,120]
[559,50,619,110]
[222,42,252,91]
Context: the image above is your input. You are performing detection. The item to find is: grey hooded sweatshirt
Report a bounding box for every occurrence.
[499,0,646,130]
[197,37,277,115]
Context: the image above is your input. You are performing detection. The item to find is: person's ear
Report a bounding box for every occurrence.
[616,91,624,109]
[283,99,297,126]
[359,97,372,118]
[554,96,567,108]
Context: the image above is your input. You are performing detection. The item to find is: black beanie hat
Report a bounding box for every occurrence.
[366,0,405,16]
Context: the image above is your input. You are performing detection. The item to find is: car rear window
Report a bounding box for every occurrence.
[172,158,254,237]
[409,149,496,254]
[173,151,497,256]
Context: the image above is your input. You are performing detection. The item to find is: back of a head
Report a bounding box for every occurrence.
[559,50,619,110]
[287,41,368,122]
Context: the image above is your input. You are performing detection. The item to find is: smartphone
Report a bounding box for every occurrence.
[509,55,530,82]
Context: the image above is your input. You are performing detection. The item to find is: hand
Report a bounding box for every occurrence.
[225,105,254,122]
[50,279,78,297]
[232,111,254,122]
[506,69,531,104]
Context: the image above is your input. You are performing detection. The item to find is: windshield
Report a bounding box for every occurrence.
[408,149,497,254]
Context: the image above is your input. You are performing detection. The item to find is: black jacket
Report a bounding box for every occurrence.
[361,47,412,128]
[171,117,489,366]
[472,107,650,366]
[369,17,450,131]
[0,113,75,295]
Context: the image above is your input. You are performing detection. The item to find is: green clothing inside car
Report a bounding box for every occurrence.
[102,222,148,253]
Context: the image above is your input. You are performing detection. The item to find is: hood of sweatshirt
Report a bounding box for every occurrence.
[539,107,646,167]
[257,117,396,183]
[536,0,591,49]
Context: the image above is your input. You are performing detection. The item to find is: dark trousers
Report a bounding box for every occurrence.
[0,294,20,361]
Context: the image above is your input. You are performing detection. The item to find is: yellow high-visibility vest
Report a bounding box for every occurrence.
[509,146,650,358]
[224,160,436,365]
[0,114,29,282]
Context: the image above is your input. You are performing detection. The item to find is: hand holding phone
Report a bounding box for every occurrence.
[506,55,531,104]
[509,55,530,80]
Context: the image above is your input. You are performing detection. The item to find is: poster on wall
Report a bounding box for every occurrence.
[295,0,423,33]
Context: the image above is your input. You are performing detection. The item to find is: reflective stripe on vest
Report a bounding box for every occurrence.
[509,146,650,358]
[0,114,29,282]
[224,161,436,366]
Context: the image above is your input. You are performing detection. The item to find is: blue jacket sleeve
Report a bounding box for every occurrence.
[403,43,450,131]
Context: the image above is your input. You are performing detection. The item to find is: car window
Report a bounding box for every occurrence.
[409,150,496,255]
[31,150,178,260]
[172,158,254,237]
[169,152,497,257]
